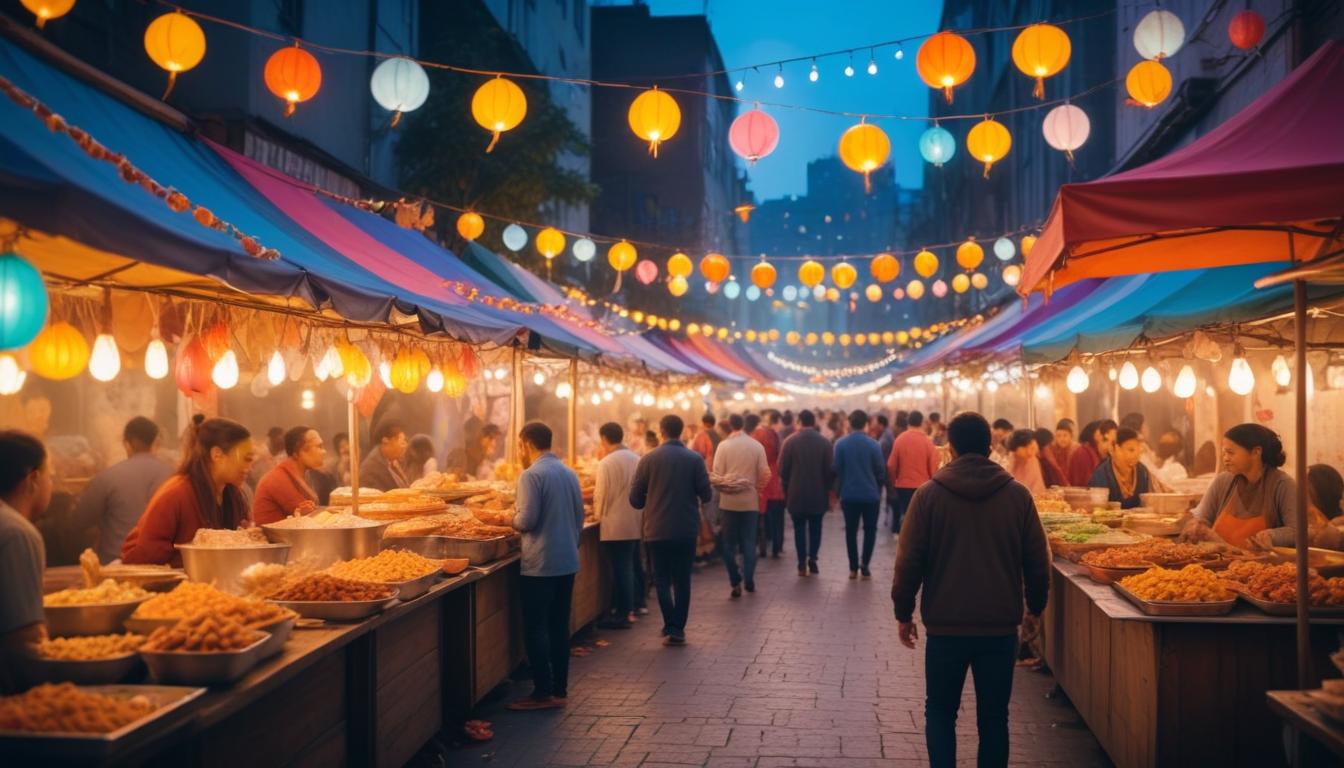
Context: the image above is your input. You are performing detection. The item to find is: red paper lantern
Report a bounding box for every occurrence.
[174,335,212,396]
[635,259,659,285]
[1228,10,1265,50]
[728,107,780,164]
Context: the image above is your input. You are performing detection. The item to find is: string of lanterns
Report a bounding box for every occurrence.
[766,349,905,380]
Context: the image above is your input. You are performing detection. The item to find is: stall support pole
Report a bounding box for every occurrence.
[1025,371,1037,430]
[347,397,360,517]
[567,359,578,463]
[508,345,523,465]
[1293,278,1310,689]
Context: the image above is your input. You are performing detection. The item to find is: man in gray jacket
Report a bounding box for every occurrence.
[778,410,834,576]
[629,415,712,645]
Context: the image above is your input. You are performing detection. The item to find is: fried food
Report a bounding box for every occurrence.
[266,510,382,529]
[1081,540,1216,569]
[1227,561,1344,606]
[0,683,155,733]
[266,573,396,602]
[189,527,269,547]
[43,579,149,606]
[383,511,513,539]
[1119,564,1233,602]
[133,581,290,626]
[327,549,443,583]
[471,508,515,528]
[141,612,260,653]
[34,633,146,660]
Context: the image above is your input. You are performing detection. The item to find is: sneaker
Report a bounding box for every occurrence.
[849,570,858,580]
[808,559,819,574]
[861,566,872,579]
[744,582,755,593]
[506,696,564,711]
[663,634,686,646]
[731,585,742,598]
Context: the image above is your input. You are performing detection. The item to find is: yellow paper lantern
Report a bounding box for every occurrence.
[686,323,700,336]
[745,330,758,342]
[966,118,1011,178]
[786,331,801,345]
[750,261,777,290]
[456,212,485,241]
[21,0,74,29]
[824,287,841,302]
[798,259,825,287]
[472,76,527,152]
[667,252,693,278]
[831,262,858,290]
[1126,60,1172,108]
[716,327,728,341]
[700,253,731,283]
[536,227,566,260]
[822,332,835,346]
[29,321,89,380]
[411,347,432,378]
[1021,234,1037,256]
[865,284,883,302]
[839,334,852,347]
[896,330,910,345]
[906,279,926,300]
[870,252,900,283]
[913,249,939,279]
[144,12,206,99]
[668,276,689,297]
[804,332,819,346]
[952,274,971,294]
[882,331,895,345]
[917,31,977,104]
[340,344,372,388]
[971,272,989,290]
[1011,24,1071,99]
[628,87,681,157]
[855,334,868,347]
[910,326,924,339]
[956,238,984,271]
[838,122,891,193]
[608,241,637,272]
[443,362,467,398]
[389,348,421,393]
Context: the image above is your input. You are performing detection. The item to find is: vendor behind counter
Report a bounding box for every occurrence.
[1183,424,1299,550]
[0,430,52,694]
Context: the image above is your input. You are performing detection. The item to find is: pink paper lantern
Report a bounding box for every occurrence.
[892,287,905,300]
[635,259,659,285]
[728,107,780,164]
[932,279,948,298]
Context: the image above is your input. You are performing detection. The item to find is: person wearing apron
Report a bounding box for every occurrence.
[1182,424,1297,550]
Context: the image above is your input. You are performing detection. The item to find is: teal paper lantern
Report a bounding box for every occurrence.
[502,224,528,252]
[919,125,956,167]
[745,285,761,301]
[0,252,49,350]
[723,280,741,300]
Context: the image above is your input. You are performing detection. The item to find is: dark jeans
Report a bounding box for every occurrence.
[925,634,1018,768]
[840,499,880,571]
[719,509,759,586]
[632,541,647,609]
[519,573,576,699]
[602,539,637,618]
[647,538,695,638]
[791,513,823,565]
[891,487,917,533]
[763,499,786,554]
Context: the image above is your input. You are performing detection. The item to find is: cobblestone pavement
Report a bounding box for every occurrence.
[452,518,1111,767]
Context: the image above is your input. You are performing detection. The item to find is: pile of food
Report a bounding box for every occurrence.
[331,489,449,521]
[1081,540,1218,569]
[1051,522,1145,546]
[329,487,386,505]
[188,527,269,547]
[141,613,260,653]
[0,683,155,733]
[327,549,443,583]
[44,579,149,606]
[266,510,383,529]
[383,510,514,540]
[1119,564,1233,602]
[1223,561,1344,606]
[1034,496,1075,516]
[33,633,146,660]
[133,581,292,626]
[266,573,396,602]
[1039,511,1092,531]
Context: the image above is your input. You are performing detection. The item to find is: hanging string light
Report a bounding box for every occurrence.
[1141,365,1163,393]
[1118,361,1140,390]
[866,49,878,75]
[472,76,527,152]
[700,253,731,283]
[1066,365,1090,393]
[831,262,858,290]
[809,60,819,82]
[1173,364,1197,398]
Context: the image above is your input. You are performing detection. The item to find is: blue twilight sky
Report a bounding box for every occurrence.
[644,0,945,202]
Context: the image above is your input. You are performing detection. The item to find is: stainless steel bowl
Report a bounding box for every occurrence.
[1140,492,1199,516]
[261,523,388,569]
[140,632,269,685]
[43,597,151,637]
[26,653,143,686]
[175,543,291,595]
[269,592,399,621]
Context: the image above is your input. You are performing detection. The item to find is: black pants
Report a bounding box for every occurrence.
[840,499,880,571]
[602,539,637,618]
[925,634,1018,768]
[891,487,917,533]
[763,499,786,555]
[519,573,576,699]
[632,541,647,609]
[647,538,695,638]
[791,514,823,566]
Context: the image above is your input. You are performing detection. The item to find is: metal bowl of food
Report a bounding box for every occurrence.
[43,597,152,637]
[261,522,388,569]
[25,652,144,686]
[140,632,269,685]
[175,543,291,595]
[268,592,399,622]
[1140,492,1200,517]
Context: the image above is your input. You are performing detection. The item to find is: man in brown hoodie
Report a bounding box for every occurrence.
[891,412,1050,768]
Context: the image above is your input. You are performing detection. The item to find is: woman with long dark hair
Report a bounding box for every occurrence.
[1067,419,1116,487]
[121,416,255,566]
[1182,424,1297,550]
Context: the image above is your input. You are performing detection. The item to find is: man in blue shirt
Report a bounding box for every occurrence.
[508,422,584,711]
[834,409,887,579]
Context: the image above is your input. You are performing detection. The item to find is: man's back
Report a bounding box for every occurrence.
[779,429,833,514]
[513,454,584,577]
[890,429,938,489]
[81,453,174,563]
[630,440,711,541]
[834,432,885,503]
[712,432,768,511]
[595,448,641,541]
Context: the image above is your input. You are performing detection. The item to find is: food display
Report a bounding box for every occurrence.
[1119,564,1234,602]
[1050,522,1146,546]
[383,511,514,540]
[34,633,146,660]
[327,549,444,583]
[266,510,383,529]
[330,489,448,521]
[188,528,269,547]
[141,613,261,653]
[1034,496,1075,516]
[132,581,291,627]
[266,573,396,602]
[329,487,386,505]
[1224,561,1344,607]
[1081,540,1219,569]
[44,579,149,606]
[0,683,156,734]
[1038,511,1092,531]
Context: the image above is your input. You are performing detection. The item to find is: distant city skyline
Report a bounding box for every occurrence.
[643,0,944,201]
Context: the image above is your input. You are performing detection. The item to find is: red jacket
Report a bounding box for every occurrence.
[888,429,940,490]
[752,426,785,507]
[251,459,317,525]
[1068,445,1102,487]
[121,475,206,567]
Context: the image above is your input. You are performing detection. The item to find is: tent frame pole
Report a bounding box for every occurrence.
[1293,278,1310,689]
[347,397,360,518]
[567,359,578,463]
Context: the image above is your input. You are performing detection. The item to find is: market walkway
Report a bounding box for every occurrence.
[449,524,1111,767]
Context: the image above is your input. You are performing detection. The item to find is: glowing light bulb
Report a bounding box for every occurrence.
[1118,362,1139,390]
[533,371,546,386]
[0,354,25,395]
[773,67,784,88]
[1141,366,1162,393]
[734,79,744,92]
[844,61,855,77]
[89,334,121,382]
[590,393,601,406]
[426,366,444,393]
[698,383,711,396]
[1107,367,1118,382]
[556,381,572,399]
[602,390,613,401]
[322,344,344,378]
[1173,365,1197,398]
[313,353,330,382]
[809,62,819,82]
[212,350,239,389]
[1066,365,1089,394]
[144,339,169,380]
[895,46,905,60]
[482,368,493,381]
[1035,382,1051,400]
[1271,354,1291,387]
[379,361,392,388]
[494,366,508,380]
[1228,356,1255,396]
[867,56,878,75]
[300,388,315,410]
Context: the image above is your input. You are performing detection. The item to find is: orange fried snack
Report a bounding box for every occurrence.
[141,612,260,653]
[266,573,395,602]
[0,683,155,733]
[1119,564,1233,602]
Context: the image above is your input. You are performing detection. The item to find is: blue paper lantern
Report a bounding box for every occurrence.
[745,285,761,301]
[370,57,430,123]
[502,224,528,252]
[723,280,741,300]
[919,125,956,167]
[0,252,49,350]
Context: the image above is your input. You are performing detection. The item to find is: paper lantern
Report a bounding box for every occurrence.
[1173,365,1197,398]
[535,227,566,260]
[21,0,73,28]
[831,262,857,290]
[174,335,211,395]
[932,279,949,298]
[1126,60,1172,108]
[798,260,825,287]
[1042,103,1090,160]
[1021,235,1037,256]
[264,45,322,117]
[502,223,528,252]
[628,88,681,157]
[918,125,956,167]
[472,76,527,152]
[1002,264,1022,287]
[865,284,883,302]
[805,333,819,346]
[1119,361,1140,390]
[906,280,925,300]
[608,241,637,272]
[992,237,1015,262]
[917,32,976,104]
[635,259,659,285]
[956,239,984,271]
[745,285,761,301]
[668,276,689,297]
[913,249,939,279]
[838,122,890,192]
[1011,23,1070,99]
[971,272,988,290]
[723,281,741,300]
[892,288,905,300]
[0,354,24,395]
[1066,365,1090,393]
[782,286,798,301]
[824,287,840,302]
[0,252,49,350]
[667,252,693,278]
[28,322,88,380]
[573,238,596,262]
[812,285,826,300]
[389,349,421,393]
[700,253,730,283]
[1134,9,1185,60]
[822,332,835,346]
[870,253,900,283]
[704,282,720,295]
[1141,366,1163,393]
[370,56,429,126]
[966,118,1011,178]
[1228,10,1265,50]
[1228,356,1255,395]
[144,12,206,99]
[343,345,371,388]
[786,331,801,345]
[456,212,484,241]
[729,107,779,164]
[751,262,777,290]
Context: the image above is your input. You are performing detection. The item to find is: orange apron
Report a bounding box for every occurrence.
[1212,496,1267,549]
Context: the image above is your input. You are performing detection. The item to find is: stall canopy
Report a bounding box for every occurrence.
[1022,40,1344,296]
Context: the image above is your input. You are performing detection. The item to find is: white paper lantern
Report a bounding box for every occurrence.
[1042,104,1090,157]
[1140,365,1162,393]
[1118,361,1139,390]
[782,285,798,301]
[1228,356,1255,395]
[812,285,826,300]
[723,281,741,300]
[1066,365,1090,394]
[370,57,430,119]
[426,365,445,393]
[1134,10,1185,60]
[502,224,528,252]
[572,238,596,262]
[212,350,240,389]
[993,237,1015,261]
[0,353,26,395]
[144,338,169,380]
[88,334,121,382]
[267,350,286,387]
[1172,365,1197,398]
[745,285,761,301]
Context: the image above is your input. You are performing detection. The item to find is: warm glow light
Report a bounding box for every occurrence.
[145,339,169,380]
[300,388,315,410]
[1228,356,1255,395]
[1140,366,1162,393]
[533,371,546,386]
[556,381,573,399]
[0,353,25,394]
[88,333,121,382]
[1118,361,1139,390]
[211,349,239,389]
[426,365,445,393]
[1173,365,1197,398]
[1066,365,1089,394]
[1272,354,1291,387]
[266,350,286,387]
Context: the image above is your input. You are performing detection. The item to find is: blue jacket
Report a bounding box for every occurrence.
[833,432,887,504]
[513,453,584,577]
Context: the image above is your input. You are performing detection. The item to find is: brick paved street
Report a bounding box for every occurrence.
[452,521,1111,767]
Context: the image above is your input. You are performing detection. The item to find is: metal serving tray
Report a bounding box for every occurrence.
[383,534,507,565]
[252,615,296,660]
[26,652,144,686]
[1112,582,1237,617]
[44,596,151,637]
[122,616,177,635]
[140,633,269,686]
[0,684,205,761]
[268,591,400,622]
[1083,563,1152,585]
[1236,592,1344,617]
[381,571,440,601]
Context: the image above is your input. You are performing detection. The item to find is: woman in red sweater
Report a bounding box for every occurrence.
[1067,419,1117,487]
[121,416,255,566]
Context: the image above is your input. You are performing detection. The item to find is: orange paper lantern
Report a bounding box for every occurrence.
[798,260,825,288]
[628,88,681,157]
[955,239,984,271]
[608,241,637,272]
[700,253,731,283]
[144,11,207,99]
[966,118,1011,178]
[264,45,322,117]
[1011,24,1070,99]
[870,253,900,283]
[1126,60,1172,108]
[667,252,693,278]
[21,0,74,29]
[913,249,939,279]
[837,122,890,193]
[28,321,89,380]
[830,262,858,290]
[536,227,566,260]
[750,261,777,290]
[472,76,527,152]
[456,212,484,241]
[917,32,976,104]
[1021,235,1038,257]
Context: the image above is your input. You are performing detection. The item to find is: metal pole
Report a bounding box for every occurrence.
[347,396,360,518]
[508,345,523,466]
[1293,278,1310,689]
[567,359,578,463]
